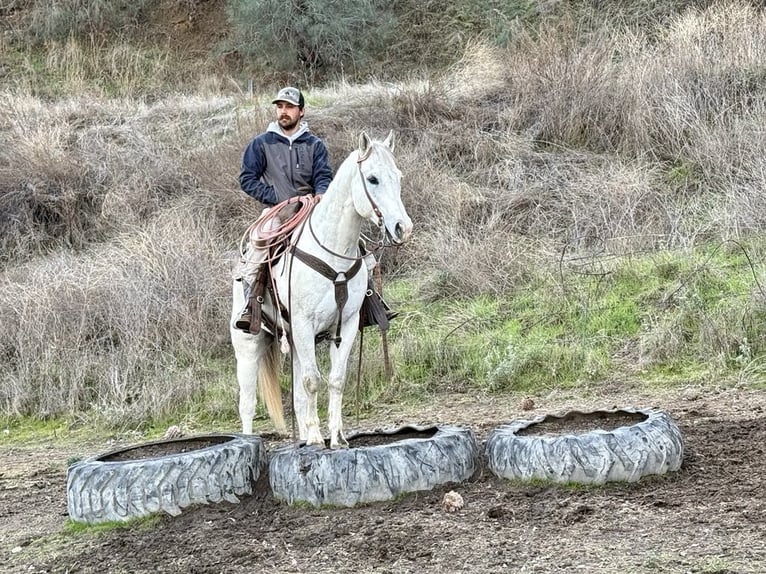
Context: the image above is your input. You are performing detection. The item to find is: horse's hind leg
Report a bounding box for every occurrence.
[231,329,268,434]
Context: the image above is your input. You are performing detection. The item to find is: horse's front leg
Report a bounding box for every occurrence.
[327,320,359,449]
[291,351,309,441]
[291,328,324,447]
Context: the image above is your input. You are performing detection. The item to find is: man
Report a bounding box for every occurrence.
[239,86,333,207]
[233,86,396,333]
[234,86,333,332]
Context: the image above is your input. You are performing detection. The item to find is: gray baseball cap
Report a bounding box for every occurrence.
[272,87,304,107]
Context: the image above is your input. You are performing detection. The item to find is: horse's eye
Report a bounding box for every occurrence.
[367,175,379,185]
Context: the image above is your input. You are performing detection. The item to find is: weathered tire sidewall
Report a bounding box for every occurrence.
[67,433,267,524]
[484,408,684,484]
[269,425,480,507]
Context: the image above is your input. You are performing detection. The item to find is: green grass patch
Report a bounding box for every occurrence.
[384,244,766,399]
[64,513,162,535]
[4,243,765,432]
[0,415,83,447]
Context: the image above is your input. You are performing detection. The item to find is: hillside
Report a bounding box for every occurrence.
[141,0,231,56]
[1,0,238,91]
[2,0,766,427]
[1,0,726,94]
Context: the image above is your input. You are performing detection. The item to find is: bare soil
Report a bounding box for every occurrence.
[517,410,647,436]
[1,384,765,574]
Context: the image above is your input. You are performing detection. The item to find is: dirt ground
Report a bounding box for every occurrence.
[1,383,765,574]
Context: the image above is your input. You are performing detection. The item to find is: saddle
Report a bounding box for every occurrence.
[244,256,392,342]
[239,200,393,341]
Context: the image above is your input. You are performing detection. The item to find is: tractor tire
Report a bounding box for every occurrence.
[67,433,266,524]
[484,407,683,484]
[269,425,479,507]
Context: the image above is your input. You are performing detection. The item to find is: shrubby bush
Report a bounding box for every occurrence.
[225,0,396,82]
[25,0,151,43]
[224,0,539,81]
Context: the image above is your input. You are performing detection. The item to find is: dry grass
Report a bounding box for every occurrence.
[3,2,766,422]
[0,195,235,425]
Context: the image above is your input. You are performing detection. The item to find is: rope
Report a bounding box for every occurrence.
[238,194,320,265]
[355,325,364,426]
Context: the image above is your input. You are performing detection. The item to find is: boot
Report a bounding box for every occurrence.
[361,283,398,330]
[235,307,253,332]
[234,263,267,333]
[358,241,395,320]
[234,281,254,332]
[381,295,399,322]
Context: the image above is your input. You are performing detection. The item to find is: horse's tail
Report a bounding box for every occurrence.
[259,338,286,434]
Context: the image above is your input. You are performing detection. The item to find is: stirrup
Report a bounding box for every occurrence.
[234,311,252,332]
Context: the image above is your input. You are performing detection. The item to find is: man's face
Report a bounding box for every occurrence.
[275,101,302,131]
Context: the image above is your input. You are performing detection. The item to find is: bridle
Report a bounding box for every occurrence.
[285,146,391,346]
[305,146,388,262]
[355,145,385,227]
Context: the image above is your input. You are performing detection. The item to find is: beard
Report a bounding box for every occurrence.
[278,115,300,131]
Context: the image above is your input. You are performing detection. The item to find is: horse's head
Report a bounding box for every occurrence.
[353,131,413,245]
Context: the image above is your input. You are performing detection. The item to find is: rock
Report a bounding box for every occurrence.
[162,425,184,439]
[520,397,535,411]
[442,490,464,512]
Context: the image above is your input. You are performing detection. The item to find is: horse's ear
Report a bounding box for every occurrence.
[358,131,372,154]
[383,130,396,152]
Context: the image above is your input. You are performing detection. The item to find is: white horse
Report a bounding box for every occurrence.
[230,131,412,448]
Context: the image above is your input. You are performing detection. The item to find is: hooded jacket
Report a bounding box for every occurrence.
[239,121,333,207]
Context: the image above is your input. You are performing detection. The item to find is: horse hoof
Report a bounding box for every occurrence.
[306,433,325,448]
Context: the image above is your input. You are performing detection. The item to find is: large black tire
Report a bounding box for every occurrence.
[67,433,266,524]
[484,408,683,484]
[269,425,479,507]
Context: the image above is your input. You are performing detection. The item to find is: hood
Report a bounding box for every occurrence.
[267,121,310,143]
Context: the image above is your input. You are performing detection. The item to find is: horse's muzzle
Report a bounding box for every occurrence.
[388,219,413,245]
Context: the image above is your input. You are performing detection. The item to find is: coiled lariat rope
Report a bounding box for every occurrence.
[238,194,319,265]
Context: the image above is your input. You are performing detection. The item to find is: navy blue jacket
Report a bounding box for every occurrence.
[239,122,333,207]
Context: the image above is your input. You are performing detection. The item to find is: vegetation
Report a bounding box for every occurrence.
[2,1,766,434]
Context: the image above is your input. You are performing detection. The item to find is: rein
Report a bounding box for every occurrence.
[283,148,384,347]
[306,149,387,261]
[238,194,318,263]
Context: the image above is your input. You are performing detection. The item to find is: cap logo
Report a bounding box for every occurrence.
[272,87,302,106]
